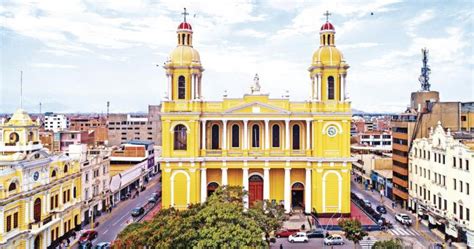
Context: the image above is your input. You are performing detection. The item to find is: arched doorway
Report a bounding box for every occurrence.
[291,182,304,208]
[34,198,41,223]
[207,182,219,197]
[248,175,263,206]
[34,235,41,249]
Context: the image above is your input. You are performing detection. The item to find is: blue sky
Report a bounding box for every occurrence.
[0,0,472,114]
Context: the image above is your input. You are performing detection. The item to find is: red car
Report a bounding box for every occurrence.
[275,228,300,238]
[79,230,98,244]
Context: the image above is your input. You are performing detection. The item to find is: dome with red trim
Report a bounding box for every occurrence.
[320,21,335,31]
[178,22,192,30]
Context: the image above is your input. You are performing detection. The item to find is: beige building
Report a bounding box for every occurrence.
[107,105,161,146]
[409,122,474,246]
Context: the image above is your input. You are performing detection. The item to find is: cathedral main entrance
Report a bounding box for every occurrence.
[248,175,263,206]
[207,182,219,197]
[291,182,304,208]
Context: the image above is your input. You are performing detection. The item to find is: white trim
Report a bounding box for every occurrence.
[169,122,191,134]
[322,170,342,213]
[248,172,264,179]
[224,101,291,114]
[171,170,190,208]
[322,122,343,135]
[200,168,206,203]
[284,168,291,213]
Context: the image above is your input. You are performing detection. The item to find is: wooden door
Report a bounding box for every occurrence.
[249,175,263,206]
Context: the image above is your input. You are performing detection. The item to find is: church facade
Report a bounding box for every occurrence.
[160,14,353,215]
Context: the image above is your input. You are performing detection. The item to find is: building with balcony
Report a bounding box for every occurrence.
[159,16,353,215]
[408,122,474,247]
[69,144,111,227]
[0,109,82,249]
[43,113,69,132]
[107,105,161,146]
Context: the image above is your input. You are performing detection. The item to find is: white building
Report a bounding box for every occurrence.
[69,144,111,226]
[359,131,392,147]
[44,113,69,132]
[409,122,474,247]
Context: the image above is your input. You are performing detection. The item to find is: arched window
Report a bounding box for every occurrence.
[181,34,185,45]
[174,125,187,150]
[252,124,260,148]
[327,76,335,100]
[73,187,77,198]
[272,124,280,147]
[187,35,190,45]
[232,124,240,148]
[8,182,17,192]
[51,170,57,178]
[64,164,68,173]
[178,76,186,99]
[211,124,220,149]
[34,198,41,223]
[292,125,300,150]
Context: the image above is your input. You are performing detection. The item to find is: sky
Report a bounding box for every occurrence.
[0,0,472,114]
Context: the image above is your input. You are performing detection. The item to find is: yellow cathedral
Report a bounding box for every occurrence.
[160,12,353,216]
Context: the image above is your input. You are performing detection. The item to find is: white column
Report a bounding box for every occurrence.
[339,74,344,102]
[191,74,195,100]
[222,120,227,150]
[306,120,311,150]
[198,76,202,99]
[311,77,315,100]
[221,168,228,186]
[317,74,322,101]
[263,168,270,200]
[343,74,347,100]
[167,75,172,99]
[264,119,270,150]
[201,168,207,203]
[285,119,290,150]
[284,168,291,213]
[201,120,207,150]
[242,167,249,209]
[243,119,248,150]
[305,168,312,214]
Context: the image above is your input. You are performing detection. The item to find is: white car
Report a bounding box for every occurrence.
[395,213,413,225]
[363,200,372,207]
[324,234,344,245]
[288,232,309,243]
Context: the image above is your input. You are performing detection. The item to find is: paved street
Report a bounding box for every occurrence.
[74,174,162,248]
[271,237,355,249]
[351,178,442,247]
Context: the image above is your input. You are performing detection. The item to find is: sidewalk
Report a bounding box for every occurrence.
[282,211,311,231]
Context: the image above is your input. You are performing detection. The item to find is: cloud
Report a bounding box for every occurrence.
[234,28,267,38]
[339,42,379,50]
[31,63,77,69]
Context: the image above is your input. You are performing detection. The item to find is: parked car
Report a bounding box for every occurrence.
[395,213,413,226]
[79,230,98,244]
[94,242,111,249]
[148,197,157,204]
[363,200,372,208]
[151,192,161,201]
[275,228,300,238]
[430,242,444,249]
[288,232,309,243]
[324,234,344,245]
[376,205,387,214]
[131,207,145,217]
[306,228,325,238]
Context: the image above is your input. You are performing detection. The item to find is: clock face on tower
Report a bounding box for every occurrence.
[327,126,338,137]
[33,171,40,181]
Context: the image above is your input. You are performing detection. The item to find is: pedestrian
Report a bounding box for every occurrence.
[66,238,70,246]
[72,230,76,239]
[280,243,283,249]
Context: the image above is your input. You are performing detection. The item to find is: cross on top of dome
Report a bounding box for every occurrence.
[321,10,335,31]
[178,8,192,30]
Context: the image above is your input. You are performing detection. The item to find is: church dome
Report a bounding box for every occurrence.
[312,46,343,66]
[178,22,192,31]
[320,21,335,31]
[5,109,35,126]
[169,45,201,66]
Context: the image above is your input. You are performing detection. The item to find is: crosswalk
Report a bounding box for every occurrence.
[360,239,377,249]
[388,227,421,236]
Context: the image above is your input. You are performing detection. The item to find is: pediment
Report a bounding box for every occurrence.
[224,102,290,114]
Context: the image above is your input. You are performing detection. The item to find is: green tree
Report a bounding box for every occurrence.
[116,186,284,248]
[372,238,403,249]
[337,218,368,248]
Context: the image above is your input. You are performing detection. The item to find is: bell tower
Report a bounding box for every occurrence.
[308,11,349,106]
[164,8,204,104]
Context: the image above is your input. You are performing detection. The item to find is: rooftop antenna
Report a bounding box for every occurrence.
[419,48,431,91]
[20,71,23,109]
[106,101,110,118]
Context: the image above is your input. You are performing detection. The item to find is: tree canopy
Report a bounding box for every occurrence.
[338,218,368,248]
[116,186,284,248]
[372,238,404,249]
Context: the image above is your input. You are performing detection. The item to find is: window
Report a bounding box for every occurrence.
[8,182,16,192]
[13,212,18,229]
[6,215,11,232]
[211,124,220,149]
[454,157,456,167]
[467,160,470,171]
[178,76,186,99]
[454,202,457,214]
[252,124,260,147]
[467,208,470,221]
[174,124,187,150]
[292,125,300,150]
[34,198,41,223]
[460,205,464,220]
[51,170,57,178]
[443,155,446,164]
[461,181,463,192]
[231,124,240,148]
[327,76,335,100]
[272,124,280,147]
[454,179,457,190]
[64,164,68,173]
[444,199,447,210]
[467,183,470,195]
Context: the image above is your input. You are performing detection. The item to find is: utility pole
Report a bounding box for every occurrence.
[106,101,110,118]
